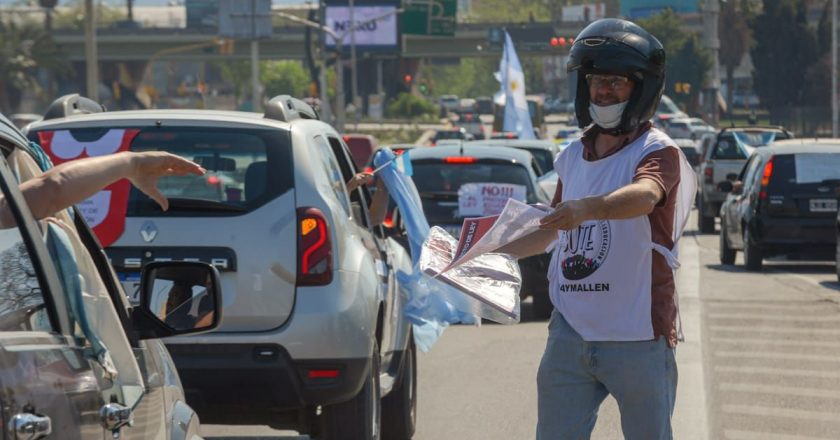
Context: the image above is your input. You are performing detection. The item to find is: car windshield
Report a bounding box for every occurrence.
[413,161,536,223]
[733,131,782,147]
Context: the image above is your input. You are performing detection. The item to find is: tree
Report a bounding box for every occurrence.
[637,10,712,113]
[0,19,69,113]
[261,61,309,99]
[751,0,819,119]
[52,0,125,29]
[803,0,832,108]
[719,0,752,111]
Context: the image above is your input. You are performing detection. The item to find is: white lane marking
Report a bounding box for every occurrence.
[715,365,840,379]
[724,429,838,440]
[722,404,840,423]
[710,337,840,349]
[709,325,840,336]
[718,382,840,399]
[715,350,840,363]
[708,313,840,322]
[706,302,837,312]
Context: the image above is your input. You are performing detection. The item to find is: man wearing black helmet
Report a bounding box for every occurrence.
[534,18,696,439]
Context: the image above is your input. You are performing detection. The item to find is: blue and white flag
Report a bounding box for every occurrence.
[498,31,536,139]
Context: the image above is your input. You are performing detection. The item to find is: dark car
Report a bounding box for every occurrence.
[464,139,560,177]
[408,145,554,319]
[476,96,494,115]
[697,126,793,233]
[719,140,840,271]
[431,127,472,145]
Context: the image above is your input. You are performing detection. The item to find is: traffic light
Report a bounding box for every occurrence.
[550,36,574,49]
[674,82,692,94]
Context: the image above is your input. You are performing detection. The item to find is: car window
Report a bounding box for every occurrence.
[413,160,538,224]
[740,155,762,194]
[769,153,840,191]
[434,131,464,140]
[712,137,746,160]
[0,191,52,332]
[314,135,352,217]
[40,127,294,217]
[519,148,553,176]
[326,136,371,229]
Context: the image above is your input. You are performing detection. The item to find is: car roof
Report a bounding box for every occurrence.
[672,138,698,147]
[27,109,295,132]
[720,126,789,134]
[756,139,840,155]
[410,144,535,164]
[463,139,557,151]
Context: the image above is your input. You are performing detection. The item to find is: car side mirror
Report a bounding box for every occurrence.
[131,261,222,340]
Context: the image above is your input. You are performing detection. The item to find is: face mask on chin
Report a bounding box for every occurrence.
[589,101,628,129]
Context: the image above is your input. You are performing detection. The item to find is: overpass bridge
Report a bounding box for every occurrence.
[54,18,704,62]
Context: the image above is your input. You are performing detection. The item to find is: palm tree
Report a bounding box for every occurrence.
[0,19,69,113]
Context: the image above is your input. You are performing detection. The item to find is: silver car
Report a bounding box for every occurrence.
[2,112,220,439]
[27,94,417,439]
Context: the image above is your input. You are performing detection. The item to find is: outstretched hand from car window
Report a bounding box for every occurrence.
[128,152,206,211]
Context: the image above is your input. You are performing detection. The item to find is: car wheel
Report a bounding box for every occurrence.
[743,230,763,271]
[719,219,736,265]
[320,341,381,440]
[382,336,417,440]
[698,204,715,234]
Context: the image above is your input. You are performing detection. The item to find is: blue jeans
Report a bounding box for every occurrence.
[536,310,677,440]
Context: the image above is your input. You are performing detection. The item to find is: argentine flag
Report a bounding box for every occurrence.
[499,31,535,140]
[374,148,413,177]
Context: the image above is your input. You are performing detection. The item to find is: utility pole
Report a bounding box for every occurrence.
[84,0,99,101]
[702,0,720,126]
[349,0,359,114]
[250,0,262,112]
[833,0,838,136]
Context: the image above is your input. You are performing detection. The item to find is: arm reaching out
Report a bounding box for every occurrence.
[7,151,204,225]
[539,178,663,231]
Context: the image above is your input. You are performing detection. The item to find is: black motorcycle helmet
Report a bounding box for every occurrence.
[567,18,666,135]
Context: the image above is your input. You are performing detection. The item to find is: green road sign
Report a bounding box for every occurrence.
[403,0,457,36]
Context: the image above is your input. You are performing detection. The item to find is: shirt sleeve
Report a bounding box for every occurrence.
[550,179,563,207]
[633,147,681,207]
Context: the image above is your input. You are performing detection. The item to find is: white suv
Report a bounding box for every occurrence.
[26,94,417,439]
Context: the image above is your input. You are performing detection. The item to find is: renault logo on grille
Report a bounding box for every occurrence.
[140,221,158,243]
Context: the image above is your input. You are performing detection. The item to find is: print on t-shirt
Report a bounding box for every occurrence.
[561,220,611,281]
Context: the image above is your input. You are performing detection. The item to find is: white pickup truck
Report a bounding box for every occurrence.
[697,126,793,233]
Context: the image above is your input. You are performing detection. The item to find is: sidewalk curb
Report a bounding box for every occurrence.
[673,231,710,440]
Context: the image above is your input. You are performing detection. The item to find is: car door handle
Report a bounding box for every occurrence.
[11,412,52,440]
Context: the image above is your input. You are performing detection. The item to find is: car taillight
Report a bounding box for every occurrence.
[383,211,394,228]
[759,156,774,200]
[444,156,477,164]
[704,166,713,184]
[297,207,332,286]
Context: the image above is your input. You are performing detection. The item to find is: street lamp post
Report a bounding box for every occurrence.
[702,0,721,126]
[832,0,838,137]
[84,0,99,101]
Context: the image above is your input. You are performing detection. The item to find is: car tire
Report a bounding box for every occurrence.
[719,219,736,265]
[698,204,715,234]
[382,336,417,440]
[320,342,381,440]
[743,230,763,271]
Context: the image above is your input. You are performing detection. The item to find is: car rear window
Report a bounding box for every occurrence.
[768,153,840,190]
[412,160,537,223]
[712,131,789,160]
[434,131,464,140]
[38,127,293,217]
